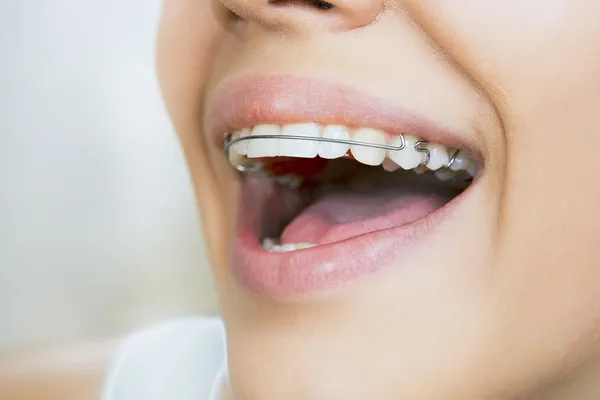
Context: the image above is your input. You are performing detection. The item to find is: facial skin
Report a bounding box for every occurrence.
[157,1,600,399]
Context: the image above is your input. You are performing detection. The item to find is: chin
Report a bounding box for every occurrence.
[207,75,504,399]
[155,1,600,397]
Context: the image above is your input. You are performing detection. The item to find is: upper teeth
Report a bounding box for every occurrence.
[228,123,479,177]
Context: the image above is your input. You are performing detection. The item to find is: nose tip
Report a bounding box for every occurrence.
[221,0,383,33]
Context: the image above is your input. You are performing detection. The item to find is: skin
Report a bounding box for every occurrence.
[3,1,599,399]
[156,1,600,399]
[0,341,115,400]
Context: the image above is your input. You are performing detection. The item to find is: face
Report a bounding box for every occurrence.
[157,1,600,399]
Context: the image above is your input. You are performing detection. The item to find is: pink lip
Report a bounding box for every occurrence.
[206,75,482,298]
[206,75,481,160]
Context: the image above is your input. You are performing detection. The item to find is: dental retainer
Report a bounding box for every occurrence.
[223,133,462,174]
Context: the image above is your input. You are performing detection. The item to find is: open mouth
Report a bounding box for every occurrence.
[227,123,478,249]
[224,122,480,296]
[207,76,483,298]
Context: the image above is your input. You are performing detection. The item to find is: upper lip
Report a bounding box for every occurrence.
[205,74,483,162]
[205,74,484,298]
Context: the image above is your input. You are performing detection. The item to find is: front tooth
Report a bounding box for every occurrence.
[319,125,351,159]
[262,237,278,251]
[280,123,320,158]
[247,124,280,158]
[350,128,386,166]
[271,244,295,252]
[388,135,423,170]
[449,151,471,172]
[266,242,316,252]
[424,143,449,171]
[294,243,316,250]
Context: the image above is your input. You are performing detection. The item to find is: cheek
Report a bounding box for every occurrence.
[157,2,237,277]
[410,0,600,253]
[157,0,223,127]
[413,0,600,368]
[412,1,600,101]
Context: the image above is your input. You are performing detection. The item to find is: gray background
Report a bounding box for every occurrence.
[0,0,217,353]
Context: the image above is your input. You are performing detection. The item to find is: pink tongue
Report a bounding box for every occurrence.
[281,187,451,245]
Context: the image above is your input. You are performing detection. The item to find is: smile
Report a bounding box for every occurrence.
[207,75,485,298]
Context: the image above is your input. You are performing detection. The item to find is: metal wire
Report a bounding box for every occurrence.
[413,141,431,167]
[224,134,406,153]
[224,133,462,173]
[443,149,461,171]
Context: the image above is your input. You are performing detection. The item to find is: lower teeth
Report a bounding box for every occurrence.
[262,238,316,253]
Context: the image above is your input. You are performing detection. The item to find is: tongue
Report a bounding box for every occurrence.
[280,186,454,246]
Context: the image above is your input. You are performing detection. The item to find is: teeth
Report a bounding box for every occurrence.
[262,237,278,251]
[247,124,280,158]
[387,135,423,170]
[434,169,456,181]
[466,160,479,178]
[227,123,480,177]
[262,238,316,252]
[229,130,242,152]
[319,125,351,159]
[350,128,386,166]
[449,151,471,172]
[382,158,400,172]
[228,128,252,166]
[238,128,251,154]
[270,243,316,252]
[414,165,429,174]
[230,128,250,155]
[280,123,321,158]
[424,143,449,171]
[228,131,243,164]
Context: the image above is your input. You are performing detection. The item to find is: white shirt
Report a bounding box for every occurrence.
[101,317,227,400]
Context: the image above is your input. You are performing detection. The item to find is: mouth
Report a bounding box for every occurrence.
[208,76,484,298]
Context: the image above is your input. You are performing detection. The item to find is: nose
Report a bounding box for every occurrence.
[219,0,384,33]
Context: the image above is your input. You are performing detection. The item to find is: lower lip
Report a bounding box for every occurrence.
[231,174,478,299]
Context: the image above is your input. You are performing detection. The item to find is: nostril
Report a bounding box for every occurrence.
[268,0,335,11]
[308,0,335,10]
[221,0,381,32]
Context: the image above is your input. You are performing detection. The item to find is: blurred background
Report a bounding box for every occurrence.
[0,0,217,355]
